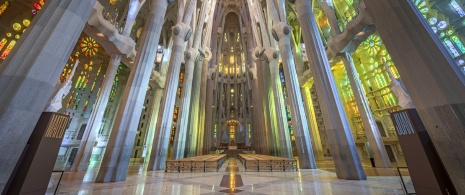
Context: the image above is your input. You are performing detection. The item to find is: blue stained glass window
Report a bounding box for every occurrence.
[444,38,461,57]
[438,21,448,30]
[279,71,285,83]
[450,0,465,17]
[429,17,437,25]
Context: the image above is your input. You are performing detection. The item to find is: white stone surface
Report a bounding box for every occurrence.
[0,0,96,191]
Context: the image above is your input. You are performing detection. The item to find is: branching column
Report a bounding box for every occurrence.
[341,53,392,168]
[172,48,198,159]
[263,48,292,158]
[70,54,121,172]
[71,0,145,172]
[273,22,317,169]
[294,0,366,179]
[96,0,169,182]
[186,0,210,157]
[301,86,325,160]
[143,40,172,166]
[148,22,192,170]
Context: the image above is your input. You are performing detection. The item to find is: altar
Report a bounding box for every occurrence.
[228,146,237,150]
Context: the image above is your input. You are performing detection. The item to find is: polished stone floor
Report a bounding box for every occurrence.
[47,158,410,195]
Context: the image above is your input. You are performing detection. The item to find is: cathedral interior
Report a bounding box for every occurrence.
[0,0,465,194]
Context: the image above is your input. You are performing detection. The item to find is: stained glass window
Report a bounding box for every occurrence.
[0,38,7,51]
[450,0,465,17]
[451,36,465,54]
[12,23,21,31]
[32,0,45,14]
[444,38,460,57]
[66,96,73,108]
[0,40,16,59]
[80,37,99,57]
[83,100,89,112]
[23,19,31,27]
[0,1,9,16]
[438,21,447,30]
[429,17,437,25]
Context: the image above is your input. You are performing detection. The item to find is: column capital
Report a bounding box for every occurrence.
[252,46,263,62]
[150,70,166,89]
[207,67,216,79]
[184,48,199,63]
[249,67,257,79]
[263,47,279,64]
[272,22,291,41]
[172,22,192,42]
[203,46,212,62]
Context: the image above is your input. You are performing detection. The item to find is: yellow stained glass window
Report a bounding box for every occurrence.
[12,23,21,31]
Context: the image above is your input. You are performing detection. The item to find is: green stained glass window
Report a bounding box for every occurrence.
[451,36,465,54]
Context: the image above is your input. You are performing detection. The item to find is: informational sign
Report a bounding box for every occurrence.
[6,112,70,195]
[390,109,456,195]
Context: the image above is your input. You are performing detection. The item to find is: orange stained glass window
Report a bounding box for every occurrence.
[66,96,73,108]
[0,40,16,59]
[0,38,7,51]
[0,1,9,16]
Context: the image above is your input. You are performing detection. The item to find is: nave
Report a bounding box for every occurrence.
[47,158,407,194]
[0,0,464,194]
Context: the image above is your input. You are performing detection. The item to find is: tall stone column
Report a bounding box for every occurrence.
[186,55,203,157]
[263,58,278,156]
[241,81,248,145]
[255,53,272,155]
[95,0,169,182]
[122,0,146,37]
[199,48,212,155]
[202,61,214,154]
[272,22,317,169]
[70,54,121,172]
[365,0,465,191]
[263,48,293,158]
[294,0,366,179]
[341,53,392,168]
[143,40,172,165]
[301,86,325,160]
[204,23,222,155]
[0,0,96,191]
[186,0,210,157]
[172,48,198,159]
[148,22,192,170]
[71,2,145,170]
[216,77,224,147]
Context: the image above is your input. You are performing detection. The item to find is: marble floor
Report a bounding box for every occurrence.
[47,158,411,195]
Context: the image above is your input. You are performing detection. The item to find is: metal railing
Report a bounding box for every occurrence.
[49,171,65,195]
[397,167,416,195]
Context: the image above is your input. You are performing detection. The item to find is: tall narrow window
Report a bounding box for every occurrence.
[0,40,16,59]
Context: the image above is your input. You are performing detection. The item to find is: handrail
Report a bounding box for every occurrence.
[52,170,65,195]
[396,167,416,195]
